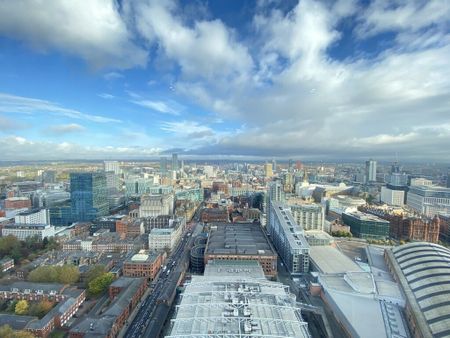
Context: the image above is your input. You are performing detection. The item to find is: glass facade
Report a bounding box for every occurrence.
[342,212,390,240]
[71,172,108,222]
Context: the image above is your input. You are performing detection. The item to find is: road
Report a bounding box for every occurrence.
[124,206,204,338]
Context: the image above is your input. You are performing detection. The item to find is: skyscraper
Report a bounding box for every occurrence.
[160,157,167,175]
[172,153,178,171]
[365,159,377,183]
[264,163,273,178]
[70,172,108,222]
[104,161,120,175]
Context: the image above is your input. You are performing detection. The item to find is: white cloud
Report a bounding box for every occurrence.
[356,0,450,38]
[0,135,162,160]
[131,99,182,116]
[0,0,147,69]
[98,93,115,99]
[126,0,253,81]
[46,123,86,135]
[103,72,124,80]
[0,93,121,123]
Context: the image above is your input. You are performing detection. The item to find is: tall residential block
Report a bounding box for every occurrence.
[365,159,377,183]
[268,201,310,275]
[171,153,178,171]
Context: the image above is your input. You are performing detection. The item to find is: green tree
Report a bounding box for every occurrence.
[85,265,106,286]
[58,265,80,284]
[0,325,14,338]
[88,272,115,296]
[27,265,79,284]
[15,300,28,315]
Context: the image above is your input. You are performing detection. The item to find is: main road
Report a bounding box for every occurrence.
[124,206,204,338]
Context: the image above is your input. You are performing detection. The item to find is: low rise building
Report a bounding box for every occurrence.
[201,207,229,223]
[2,223,55,240]
[361,205,440,243]
[0,257,14,272]
[148,227,181,252]
[312,245,408,338]
[204,223,277,278]
[69,277,146,338]
[167,260,311,338]
[123,251,163,281]
[5,197,31,210]
[14,209,50,225]
[0,282,85,337]
[342,210,390,240]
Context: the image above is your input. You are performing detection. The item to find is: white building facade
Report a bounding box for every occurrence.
[139,194,174,217]
[14,209,50,225]
[2,224,55,240]
[289,203,325,231]
[407,185,450,217]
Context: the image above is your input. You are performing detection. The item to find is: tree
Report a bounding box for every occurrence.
[15,300,28,315]
[88,273,115,296]
[0,325,14,338]
[85,265,106,287]
[27,265,79,284]
[58,265,80,284]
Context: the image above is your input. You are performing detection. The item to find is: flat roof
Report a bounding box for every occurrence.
[310,246,362,274]
[319,272,408,338]
[205,223,276,256]
[343,210,389,223]
[271,202,309,250]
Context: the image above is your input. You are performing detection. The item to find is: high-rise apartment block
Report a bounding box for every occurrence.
[365,159,377,183]
[264,163,273,178]
[268,201,310,275]
[171,153,178,171]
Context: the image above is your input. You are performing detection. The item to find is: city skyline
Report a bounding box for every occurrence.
[0,0,449,161]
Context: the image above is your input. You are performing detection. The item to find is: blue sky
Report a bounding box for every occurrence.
[0,0,449,161]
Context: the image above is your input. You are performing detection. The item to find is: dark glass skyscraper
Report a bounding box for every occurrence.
[70,172,108,222]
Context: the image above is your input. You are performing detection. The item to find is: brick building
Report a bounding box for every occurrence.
[201,208,229,223]
[116,216,144,238]
[5,197,31,209]
[0,282,85,337]
[360,206,440,243]
[123,251,163,281]
[70,277,146,338]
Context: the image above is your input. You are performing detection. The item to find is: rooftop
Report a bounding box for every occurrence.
[206,223,276,256]
[343,210,389,223]
[167,261,311,338]
[309,246,362,274]
[389,242,450,338]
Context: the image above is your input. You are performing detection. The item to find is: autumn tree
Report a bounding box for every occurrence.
[15,300,28,315]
